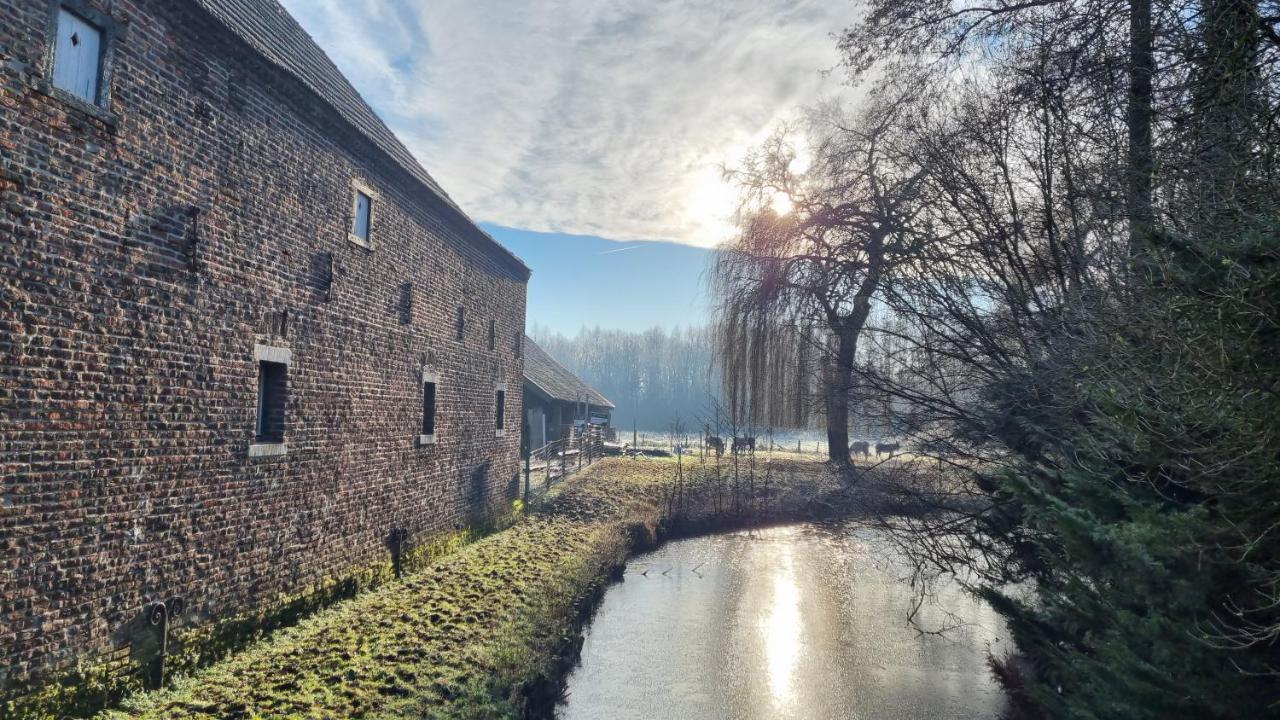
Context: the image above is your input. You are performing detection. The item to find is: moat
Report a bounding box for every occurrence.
[557,523,1011,720]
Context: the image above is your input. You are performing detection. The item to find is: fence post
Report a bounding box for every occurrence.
[545,445,551,488]
[523,451,531,506]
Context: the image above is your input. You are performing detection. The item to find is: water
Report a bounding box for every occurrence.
[557,524,1011,720]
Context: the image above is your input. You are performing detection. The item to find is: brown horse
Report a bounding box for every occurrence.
[706,435,725,457]
[875,442,900,457]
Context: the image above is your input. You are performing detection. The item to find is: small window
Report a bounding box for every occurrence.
[488,319,496,350]
[52,7,103,105]
[350,189,372,245]
[455,307,466,341]
[514,332,523,358]
[256,361,287,443]
[495,389,506,431]
[422,380,437,436]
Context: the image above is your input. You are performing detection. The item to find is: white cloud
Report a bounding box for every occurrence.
[280,0,859,247]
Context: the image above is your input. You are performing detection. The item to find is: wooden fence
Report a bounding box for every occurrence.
[522,424,606,502]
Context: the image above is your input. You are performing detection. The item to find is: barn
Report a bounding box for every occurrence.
[2,0,528,695]
[521,335,615,451]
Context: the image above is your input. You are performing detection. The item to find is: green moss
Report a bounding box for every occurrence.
[16,457,850,720]
[3,514,519,720]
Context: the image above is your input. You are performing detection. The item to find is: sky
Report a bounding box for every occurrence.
[280,0,859,328]
[484,225,713,336]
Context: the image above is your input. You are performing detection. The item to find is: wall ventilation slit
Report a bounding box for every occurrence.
[185,206,201,273]
[398,283,413,325]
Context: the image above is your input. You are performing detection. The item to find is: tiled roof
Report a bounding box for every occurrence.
[193,0,528,276]
[523,336,614,409]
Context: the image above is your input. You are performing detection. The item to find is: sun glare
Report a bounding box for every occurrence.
[762,540,802,710]
[682,122,805,245]
[685,164,742,247]
[769,190,793,216]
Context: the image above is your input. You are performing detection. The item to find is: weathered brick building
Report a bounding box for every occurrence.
[0,0,529,692]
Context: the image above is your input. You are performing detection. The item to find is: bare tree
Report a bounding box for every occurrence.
[712,103,929,473]
[831,0,1280,713]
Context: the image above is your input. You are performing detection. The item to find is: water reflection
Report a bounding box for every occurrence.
[762,538,800,708]
[557,523,1010,720]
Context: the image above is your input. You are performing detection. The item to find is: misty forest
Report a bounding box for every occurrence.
[528,325,722,434]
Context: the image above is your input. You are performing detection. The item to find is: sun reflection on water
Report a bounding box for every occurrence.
[762,540,802,710]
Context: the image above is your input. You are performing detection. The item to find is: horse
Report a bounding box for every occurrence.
[875,441,901,457]
[706,435,725,457]
[732,436,756,454]
[850,441,870,458]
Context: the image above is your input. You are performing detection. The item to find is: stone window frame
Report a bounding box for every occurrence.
[249,343,291,458]
[40,0,122,120]
[494,382,507,438]
[347,178,379,250]
[419,369,439,447]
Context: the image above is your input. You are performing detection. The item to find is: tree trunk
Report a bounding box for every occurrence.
[1127,0,1154,252]
[1193,0,1259,225]
[824,327,857,467]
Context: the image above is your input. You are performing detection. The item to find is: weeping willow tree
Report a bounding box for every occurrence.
[711,105,928,469]
[714,272,822,434]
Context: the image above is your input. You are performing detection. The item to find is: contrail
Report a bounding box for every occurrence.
[595,244,649,256]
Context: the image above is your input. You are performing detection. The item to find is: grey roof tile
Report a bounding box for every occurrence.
[193,0,528,275]
[523,336,614,409]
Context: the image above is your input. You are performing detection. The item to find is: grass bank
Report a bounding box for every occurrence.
[96,454,865,719]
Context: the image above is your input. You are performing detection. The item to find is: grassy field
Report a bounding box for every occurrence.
[96,455,851,720]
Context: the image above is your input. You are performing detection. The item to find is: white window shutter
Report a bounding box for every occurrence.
[53,9,102,104]
[353,192,371,240]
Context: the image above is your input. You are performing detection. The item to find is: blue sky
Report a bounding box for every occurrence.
[485,225,713,335]
[280,0,857,328]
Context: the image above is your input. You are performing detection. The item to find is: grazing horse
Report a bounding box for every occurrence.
[875,441,901,457]
[706,435,725,457]
[850,441,870,458]
[732,436,756,454]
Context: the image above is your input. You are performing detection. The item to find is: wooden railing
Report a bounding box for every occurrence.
[522,425,606,501]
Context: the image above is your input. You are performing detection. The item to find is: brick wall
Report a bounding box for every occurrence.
[0,0,528,685]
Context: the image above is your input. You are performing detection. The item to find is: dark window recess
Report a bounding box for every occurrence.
[256,361,287,443]
[311,251,335,301]
[514,331,523,358]
[185,207,202,273]
[53,7,103,105]
[422,381,437,436]
[495,389,506,430]
[455,307,466,341]
[488,319,496,350]
[398,283,413,325]
[351,190,372,243]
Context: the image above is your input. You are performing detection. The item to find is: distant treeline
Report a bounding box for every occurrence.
[528,325,720,432]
